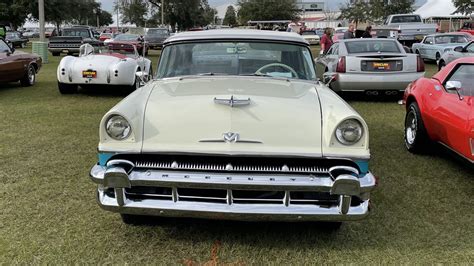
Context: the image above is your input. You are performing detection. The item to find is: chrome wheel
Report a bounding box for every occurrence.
[405,110,417,145]
[28,66,35,84]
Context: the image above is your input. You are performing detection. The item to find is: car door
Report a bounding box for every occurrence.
[315,45,333,80]
[430,64,473,159]
[0,40,24,82]
[420,36,433,59]
[319,43,340,82]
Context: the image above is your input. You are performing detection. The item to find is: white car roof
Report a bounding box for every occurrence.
[164,29,308,45]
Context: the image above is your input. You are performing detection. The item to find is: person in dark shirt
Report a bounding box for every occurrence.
[344,24,355,39]
[320,27,333,54]
[362,26,372,38]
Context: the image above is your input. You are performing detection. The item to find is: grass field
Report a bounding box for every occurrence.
[0,44,473,264]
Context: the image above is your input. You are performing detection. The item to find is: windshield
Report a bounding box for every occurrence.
[63,29,89,37]
[0,40,11,52]
[115,34,139,41]
[157,41,316,80]
[435,35,469,44]
[301,31,316,35]
[147,29,169,35]
[345,40,401,54]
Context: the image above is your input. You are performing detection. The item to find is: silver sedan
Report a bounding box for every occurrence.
[315,39,425,94]
[438,41,474,70]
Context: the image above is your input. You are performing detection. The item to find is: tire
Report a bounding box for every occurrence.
[52,52,60,56]
[435,52,441,62]
[58,81,78,94]
[438,60,445,71]
[20,65,36,87]
[20,42,26,48]
[404,102,429,153]
[128,76,140,92]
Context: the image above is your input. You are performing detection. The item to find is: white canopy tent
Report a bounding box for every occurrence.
[414,0,469,32]
[414,0,459,19]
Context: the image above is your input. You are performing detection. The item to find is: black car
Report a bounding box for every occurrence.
[144,28,170,49]
[5,31,28,48]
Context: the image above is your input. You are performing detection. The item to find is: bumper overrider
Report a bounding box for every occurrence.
[90,158,377,221]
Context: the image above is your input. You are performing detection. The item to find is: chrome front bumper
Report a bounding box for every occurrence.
[90,162,377,221]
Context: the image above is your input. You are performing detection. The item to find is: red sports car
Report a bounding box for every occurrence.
[108,33,148,55]
[403,57,474,163]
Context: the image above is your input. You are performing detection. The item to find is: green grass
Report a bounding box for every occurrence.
[0,45,472,264]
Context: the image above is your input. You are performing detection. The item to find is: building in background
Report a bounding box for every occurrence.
[296,1,325,12]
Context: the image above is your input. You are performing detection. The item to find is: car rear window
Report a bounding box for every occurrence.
[391,15,421,23]
[63,29,89,38]
[345,40,401,54]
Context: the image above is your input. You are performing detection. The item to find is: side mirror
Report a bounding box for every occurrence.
[135,71,150,85]
[446,80,463,100]
[446,80,462,91]
[454,46,464,52]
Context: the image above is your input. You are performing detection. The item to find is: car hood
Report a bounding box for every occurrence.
[141,77,323,156]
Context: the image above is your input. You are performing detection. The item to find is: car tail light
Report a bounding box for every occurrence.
[336,56,346,73]
[417,56,425,72]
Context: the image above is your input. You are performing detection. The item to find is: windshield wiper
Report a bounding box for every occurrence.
[241,73,291,80]
[197,72,229,76]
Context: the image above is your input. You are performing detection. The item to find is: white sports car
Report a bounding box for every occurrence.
[57,43,152,94]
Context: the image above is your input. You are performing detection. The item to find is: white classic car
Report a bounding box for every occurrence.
[89,30,377,227]
[57,43,152,94]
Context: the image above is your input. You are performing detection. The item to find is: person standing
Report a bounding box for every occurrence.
[362,26,372,38]
[344,24,355,39]
[320,27,333,54]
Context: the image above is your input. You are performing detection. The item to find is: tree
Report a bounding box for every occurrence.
[237,0,299,24]
[452,0,473,15]
[0,0,29,29]
[223,5,237,26]
[339,1,370,28]
[119,0,149,27]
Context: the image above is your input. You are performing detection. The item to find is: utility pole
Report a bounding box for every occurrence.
[116,0,120,31]
[39,0,45,42]
[161,0,164,26]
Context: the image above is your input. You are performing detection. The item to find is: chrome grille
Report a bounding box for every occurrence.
[135,161,329,174]
[124,186,341,206]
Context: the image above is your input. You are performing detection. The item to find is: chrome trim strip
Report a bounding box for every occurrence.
[90,164,376,193]
[438,141,474,164]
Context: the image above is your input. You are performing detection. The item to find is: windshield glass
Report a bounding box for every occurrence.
[63,29,89,37]
[115,34,139,41]
[147,29,169,35]
[0,40,11,52]
[157,42,316,80]
[345,40,401,54]
[435,35,469,44]
[301,31,316,35]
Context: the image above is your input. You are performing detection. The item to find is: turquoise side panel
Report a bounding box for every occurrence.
[355,160,369,174]
[98,152,115,166]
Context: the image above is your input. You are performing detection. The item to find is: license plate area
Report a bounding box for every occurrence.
[361,60,402,72]
[82,70,97,78]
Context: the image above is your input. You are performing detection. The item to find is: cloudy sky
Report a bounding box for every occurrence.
[99,0,427,14]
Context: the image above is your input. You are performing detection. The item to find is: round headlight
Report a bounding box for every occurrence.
[335,119,363,145]
[106,115,131,140]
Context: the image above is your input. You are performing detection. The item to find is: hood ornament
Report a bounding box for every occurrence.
[214,95,251,107]
[199,132,263,144]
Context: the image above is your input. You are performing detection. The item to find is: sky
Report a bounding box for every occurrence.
[99,0,428,14]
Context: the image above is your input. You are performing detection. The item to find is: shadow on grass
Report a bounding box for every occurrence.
[340,91,404,103]
[76,85,132,97]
